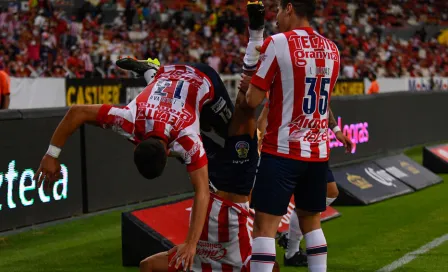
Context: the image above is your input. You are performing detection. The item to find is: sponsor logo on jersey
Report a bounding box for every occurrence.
[136,102,194,131]
[196,241,227,261]
[288,115,329,143]
[364,168,397,187]
[235,141,250,159]
[346,173,372,189]
[186,142,201,160]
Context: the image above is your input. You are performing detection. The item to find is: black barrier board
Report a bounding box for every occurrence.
[328,92,448,165]
[0,117,83,232]
[65,78,147,106]
[122,78,147,104]
[83,125,193,212]
[66,78,125,106]
[374,154,443,190]
[122,212,173,266]
[423,145,448,174]
[333,162,414,205]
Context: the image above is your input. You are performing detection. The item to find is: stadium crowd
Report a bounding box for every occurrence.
[0,0,447,79]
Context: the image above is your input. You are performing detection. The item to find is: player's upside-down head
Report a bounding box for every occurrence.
[134,137,167,179]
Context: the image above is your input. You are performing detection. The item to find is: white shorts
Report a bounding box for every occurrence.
[169,193,252,271]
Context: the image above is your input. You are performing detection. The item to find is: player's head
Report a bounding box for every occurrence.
[277,0,316,32]
[134,138,167,179]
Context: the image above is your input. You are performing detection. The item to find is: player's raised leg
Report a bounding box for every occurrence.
[140,252,170,272]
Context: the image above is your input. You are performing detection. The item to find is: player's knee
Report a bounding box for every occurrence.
[327,182,339,199]
[252,211,282,238]
[139,257,152,272]
[134,137,167,179]
[296,208,321,234]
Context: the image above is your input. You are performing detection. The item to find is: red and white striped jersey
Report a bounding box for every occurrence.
[169,193,252,271]
[251,27,340,161]
[96,65,214,172]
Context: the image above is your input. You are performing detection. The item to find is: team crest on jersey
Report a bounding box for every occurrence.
[235,141,250,159]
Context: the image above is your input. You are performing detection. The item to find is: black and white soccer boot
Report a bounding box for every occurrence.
[116,56,160,77]
[284,248,308,267]
[278,232,308,267]
[247,1,265,30]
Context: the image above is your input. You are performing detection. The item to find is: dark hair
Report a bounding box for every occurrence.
[280,0,316,20]
[134,138,167,179]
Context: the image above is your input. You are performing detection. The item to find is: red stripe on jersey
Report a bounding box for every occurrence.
[288,32,306,154]
[201,263,213,272]
[96,104,137,142]
[251,56,279,92]
[237,209,251,269]
[176,136,204,170]
[200,199,214,241]
[221,263,234,271]
[217,205,229,243]
[135,83,153,139]
[311,57,326,158]
[262,76,283,154]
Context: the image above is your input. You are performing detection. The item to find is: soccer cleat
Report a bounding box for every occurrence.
[284,248,308,267]
[116,57,160,76]
[247,1,265,30]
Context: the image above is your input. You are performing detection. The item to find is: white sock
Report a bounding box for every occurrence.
[305,229,327,272]
[250,237,276,272]
[326,197,336,207]
[244,28,264,71]
[286,210,302,258]
[143,69,157,85]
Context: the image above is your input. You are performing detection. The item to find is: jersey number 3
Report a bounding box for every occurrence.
[303,77,330,115]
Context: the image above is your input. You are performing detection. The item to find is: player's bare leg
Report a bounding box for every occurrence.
[327,181,339,202]
[281,181,338,267]
[251,212,282,271]
[139,252,169,272]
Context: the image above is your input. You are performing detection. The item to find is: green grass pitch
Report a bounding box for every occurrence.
[0,146,447,272]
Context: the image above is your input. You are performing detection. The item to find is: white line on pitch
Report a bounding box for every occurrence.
[376,233,448,272]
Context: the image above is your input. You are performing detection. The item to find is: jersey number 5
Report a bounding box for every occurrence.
[303,77,330,115]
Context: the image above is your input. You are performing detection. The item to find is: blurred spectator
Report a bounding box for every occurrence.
[367,73,380,95]
[0,0,446,79]
[0,65,10,109]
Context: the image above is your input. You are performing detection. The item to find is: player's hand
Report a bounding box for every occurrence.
[335,131,354,153]
[239,74,252,93]
[256,45,262,52]
[34,155,62,188]
[169,242,196,271]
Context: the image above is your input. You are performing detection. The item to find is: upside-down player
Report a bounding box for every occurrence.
[117,2,278,271]
[34,55,241,272]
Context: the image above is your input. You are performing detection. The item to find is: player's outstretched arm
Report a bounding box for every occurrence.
[34,105,102,186]
[171,165,210,271]
[328,107,354,153]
